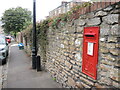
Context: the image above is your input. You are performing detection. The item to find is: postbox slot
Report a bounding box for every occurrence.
[85,33,96,37]
[85,35,94,37]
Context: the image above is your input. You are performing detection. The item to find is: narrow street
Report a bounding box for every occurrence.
[0,1,119,89]
[0,66,2,88]
[5,42,61,88]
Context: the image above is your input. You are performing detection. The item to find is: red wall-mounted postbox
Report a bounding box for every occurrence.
[82,27,100,80]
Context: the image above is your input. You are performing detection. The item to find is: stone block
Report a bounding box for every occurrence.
[103,6,113,11]
[79,72,87,78]
[70,34,76,38]
[78,19,86,26]
[69,41,74,46]
[66,57,70,61]
[72,68,79,74]
[76,27,83,33]
[116,43,120,48]
[109,49,119,55]
[106,43,116,49]
[111,24,120,35]
[60,59,65,64]
[101,59,115,66]
[68,27,76,34]
[108,36,118,43]
[63,77,68,82]
[105,54,116,61]
[67,77,76,87]
[75,48,81,52]
[64,67,71,74]
[95,83,105,88]
[111,9,120,14]
[100,37,106,42]
[64,40,69,45]
[100,23,110,35]
[98,77,112,85]
[75,81,84,88]
[80,77,94,86]
[76,34,83,38]
[63,52,69,56]
[81,82,91,88]
[70,60,76,65]
[74,53,82,62]
[76,61,82,66]
[72,74,78,81]
[75,74,80,78]
[86,12,95,19]
[68,54,74,59]
[65,61,72,70]
[72,65,80,71]
[75,38,82,47]
[112,81,120,88]
[102,14,119,24]
[95,11,107,17]
[64,45,69,50]
[99,71,110,77]
[87,17,101,26]
[116,4,120,9]
[99,42,106,47]
[99,64,113,71]
[99,47,109,53]
[110,68,120,81]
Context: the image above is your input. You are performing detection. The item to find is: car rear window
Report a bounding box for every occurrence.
[6,37,10,39]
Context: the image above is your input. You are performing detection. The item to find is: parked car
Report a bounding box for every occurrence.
[5,36,11,43]
[0,35,9,65]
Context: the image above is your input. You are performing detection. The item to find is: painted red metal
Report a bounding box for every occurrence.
[82,27,100,80]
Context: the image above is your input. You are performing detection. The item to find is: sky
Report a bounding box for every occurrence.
[0,0,90,25]
[0,0,72,22]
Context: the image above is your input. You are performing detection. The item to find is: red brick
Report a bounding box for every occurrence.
[96,2,98,8]
[97,2,102,9]
[89,5,91,12]
[80,8,84,15]
[105,2,107,7]
[90,4,93,12]
[105,2,111,7]
[101,2,106,8]
[92,4,96,11]
[111,0,116,5]
[116,0,120,2]
[85,7,88,14]
[78,9,81,15]
[86,6,90,13]
[94,2,98,11]
[82,7,86,14]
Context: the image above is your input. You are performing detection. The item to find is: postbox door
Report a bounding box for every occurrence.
[82,27,100,80]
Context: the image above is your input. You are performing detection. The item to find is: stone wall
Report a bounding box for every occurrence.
[46,2,120,88]
[0,66,3,89]
[16,1,120,88]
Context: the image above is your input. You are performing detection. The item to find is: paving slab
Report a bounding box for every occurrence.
[0,66,2,89]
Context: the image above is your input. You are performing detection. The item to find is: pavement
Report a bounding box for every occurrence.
[6,43,62,88]
[0,66,2,89]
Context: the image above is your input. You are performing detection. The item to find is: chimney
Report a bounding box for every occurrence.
[61,1,68,5]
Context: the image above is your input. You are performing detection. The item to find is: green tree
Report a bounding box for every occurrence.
[1,7,32,35]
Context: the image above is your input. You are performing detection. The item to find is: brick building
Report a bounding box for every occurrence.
[49,0,82,18]
[0,26,4,34]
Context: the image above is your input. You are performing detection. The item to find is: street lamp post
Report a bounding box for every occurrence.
[32,0,37,69]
